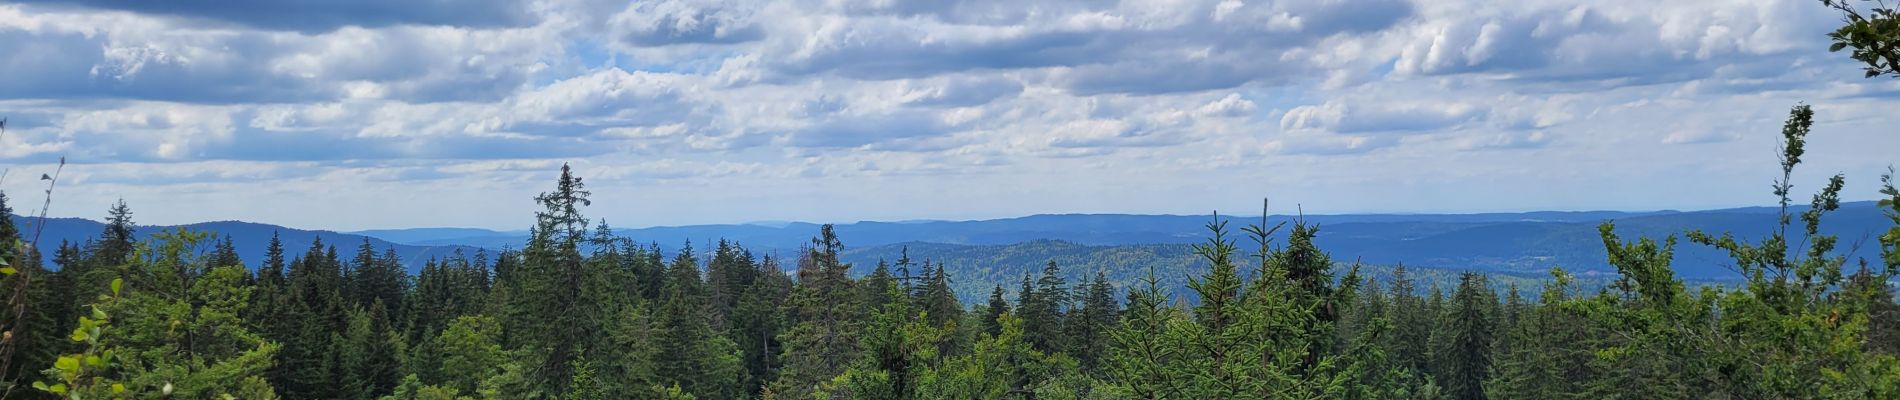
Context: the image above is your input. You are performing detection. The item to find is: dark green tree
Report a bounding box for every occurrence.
[914,261,963,334]
[1019,261,1069,354]
[730,254,790,396]
[339,301,404,399]
[770,225,861,399]
[209,234,242,269]
[501,164,595,398]
[981,285,1009,338]
[654,241,746,399]
[1432,273,1495,400]
[109,228,280,398]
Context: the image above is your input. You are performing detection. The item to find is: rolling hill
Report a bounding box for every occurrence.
[353,201,1887,280]
[10,216,479,272]
[14,201,1887,292]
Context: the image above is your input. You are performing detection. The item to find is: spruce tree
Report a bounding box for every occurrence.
[771,225,861,399]
[1488,269,1592,399]
[350,239,406,319]
[1433,272,1494,400]
[1066,270,1119,373]
[1019,261,1069,353]
[829,278,948,399]
[915,261,962,332]
[277,239,351,398]
[0,191,71,389]
[209,234,242,269]
[109,229,280,397]
[339,300,403,398]
[654,241,746,399]
[731,254,791,396]
[861,259,897,314]
[982,284,1009,338]
[1103,266,1185,398]
[502,164,595,397]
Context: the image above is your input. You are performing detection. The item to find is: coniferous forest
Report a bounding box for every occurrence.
[2,2,1900,400]
[0,105,1894,400]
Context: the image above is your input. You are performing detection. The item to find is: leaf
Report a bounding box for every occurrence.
[70,329,88,342]
[112,383,126,393]
[92,306,107,321]
[0,266,14,276]
[54,356,79,372]
[85,355,103,366]
[32,381,48,391]
[48,383,66,394]
[1831,42,1849,52]
[111,278,122,296]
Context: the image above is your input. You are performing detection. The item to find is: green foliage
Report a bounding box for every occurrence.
[1,190,76,391]
[34,278,127,399]
[107,229,280,399]
[1573,105,1900,398]
[1096,216,1382,399]
[909,314,1080,399]
[339,301,404,399]
[1823,0,1900,77]
[1017,261,1069,354]
[980,285,1009,338]
[822,284,952,400]
[12,123,1898,400]
[654,242,747,399]
[770,225,863,399]
[1065,271,1119,374]
[1430,273,1495,400]
[431,315,506,396]
[1487,269,1593,399]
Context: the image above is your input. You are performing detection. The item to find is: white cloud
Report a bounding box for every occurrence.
[1280,101,1486,134]
[1197,93,1257,118]
[0,0,1895,230]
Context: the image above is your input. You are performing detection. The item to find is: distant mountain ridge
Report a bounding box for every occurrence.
[10,216,480,272]
[347,208,1697,250]
[349,202,1884,279]
[14,201,1887,282]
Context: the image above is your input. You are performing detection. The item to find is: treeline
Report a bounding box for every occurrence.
[0,106,1895,399]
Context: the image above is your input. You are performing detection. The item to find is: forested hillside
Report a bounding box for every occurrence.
[347,204,1888,279]
[0,104,1896,399]
[5,216,478,272]
[14,202,1879,300]
[835,240,1627,305]
[3,1,1900,397]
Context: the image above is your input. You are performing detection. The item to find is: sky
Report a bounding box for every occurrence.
[0,0,1896,231]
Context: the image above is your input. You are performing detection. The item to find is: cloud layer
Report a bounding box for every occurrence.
[1,0,1895,230]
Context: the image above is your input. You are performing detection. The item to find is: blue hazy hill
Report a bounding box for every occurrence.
[14,201,1886,280]
[11,216,480,272]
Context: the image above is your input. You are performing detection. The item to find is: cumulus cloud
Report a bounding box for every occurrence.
[1388,0,1834,87]
[1197,93,1257,118]
[782,111,954,149]
[1662,129,1740,145]
[1460,130,1552,150]
[0,7,555,104]
[1280,101,1486,134]
[610,0,764,46]
[1264,133,1398,156]
[508,68,702,128]
[1,0,1896,230]
[901,76,1024,108]
[11,0,535,32]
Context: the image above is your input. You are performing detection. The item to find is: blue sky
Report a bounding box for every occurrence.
[0,0,1895,231]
